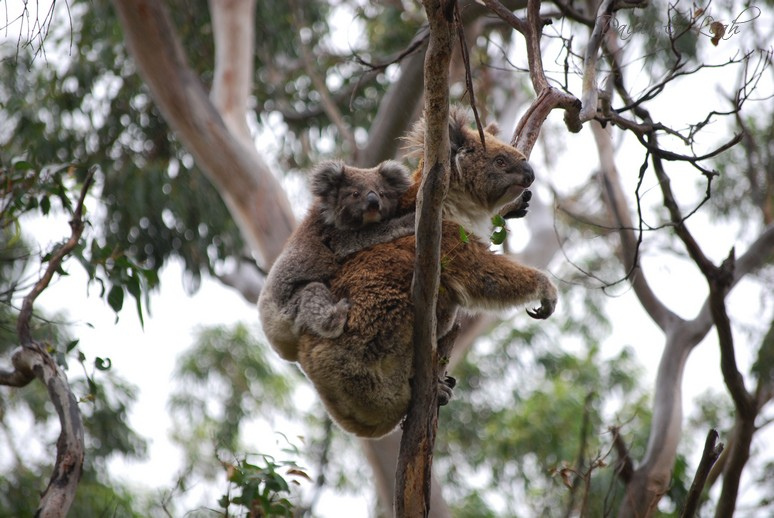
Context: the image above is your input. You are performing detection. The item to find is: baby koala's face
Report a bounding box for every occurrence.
[335,169,400,227]
[311,160,411,230]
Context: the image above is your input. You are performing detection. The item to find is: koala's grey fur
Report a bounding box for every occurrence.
[258,160,414,362]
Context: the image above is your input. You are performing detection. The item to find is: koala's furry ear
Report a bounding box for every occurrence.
[448,107,469,156]
[378,160,411,191]
[484,121,500,136]
[311,161,346,198]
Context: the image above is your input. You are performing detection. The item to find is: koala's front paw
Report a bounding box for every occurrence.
[438,375,456,406]
[503,189,532,219]
[526,297,556,320]
[318,299,350,338]
[526,277,557,320]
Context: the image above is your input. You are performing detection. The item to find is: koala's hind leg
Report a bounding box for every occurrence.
[293,282,350,338]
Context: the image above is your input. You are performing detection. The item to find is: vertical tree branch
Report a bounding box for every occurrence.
[208,0,256,152]
[394,0,454,515]
[681,429,723,518]
[578,0,614,122]
[592,121,679,330]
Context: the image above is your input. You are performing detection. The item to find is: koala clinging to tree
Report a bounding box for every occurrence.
[296,107,558,438]
[258,160,415,362]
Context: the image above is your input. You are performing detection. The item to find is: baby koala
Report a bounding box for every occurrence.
[258,160,414,362]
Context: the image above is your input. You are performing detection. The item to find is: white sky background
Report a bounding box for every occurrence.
[3,0,773,516]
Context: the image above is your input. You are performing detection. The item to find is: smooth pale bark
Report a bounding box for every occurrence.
[209,0,256,153]
[111,0,295,266]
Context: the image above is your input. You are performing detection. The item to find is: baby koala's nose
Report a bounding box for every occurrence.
[366,191,380,209]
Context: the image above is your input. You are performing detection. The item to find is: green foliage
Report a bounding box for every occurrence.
[1,2,245,293]
[458,225,470,244]
[169,324,298,472]
[75,372,148,464]
[1,147,151,516]
[490,214,507,245]
[219,449,311,517]
[0,326,149,516]
[358,2,423,56]
[452,490,499,518]
[435,282,655,516]
[0,0,429,290]
[752,319,774,383]
[166,323,378,515]
[1,157,157,325]
[710,111,774,226]
[0,160,74,229]
[0,464,149,518]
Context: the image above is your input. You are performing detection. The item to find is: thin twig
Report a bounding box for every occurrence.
[454,1,486,151]
[17,169,95,348]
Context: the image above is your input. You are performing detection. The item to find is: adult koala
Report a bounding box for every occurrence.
[296,107,558,438]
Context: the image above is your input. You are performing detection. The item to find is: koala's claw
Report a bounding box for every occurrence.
[318,299,350,338]
[438,375,456,406]
[526,298,556,320]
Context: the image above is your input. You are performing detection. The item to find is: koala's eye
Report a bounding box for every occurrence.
[494,156,508,168]
[350,191,360,198]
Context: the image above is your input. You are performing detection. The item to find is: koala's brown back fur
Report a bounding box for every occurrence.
[296,107,557,438]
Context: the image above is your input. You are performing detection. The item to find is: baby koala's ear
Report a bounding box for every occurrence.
[311,161,346,198]
[378,160,411,191]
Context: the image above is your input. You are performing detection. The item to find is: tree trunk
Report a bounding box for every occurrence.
[394,0,454,515]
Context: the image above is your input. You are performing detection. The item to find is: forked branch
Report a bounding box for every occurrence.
[0,169,94,518]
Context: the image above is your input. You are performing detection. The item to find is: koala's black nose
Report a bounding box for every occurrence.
[366,191,380,209]
[521,161,535,185]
